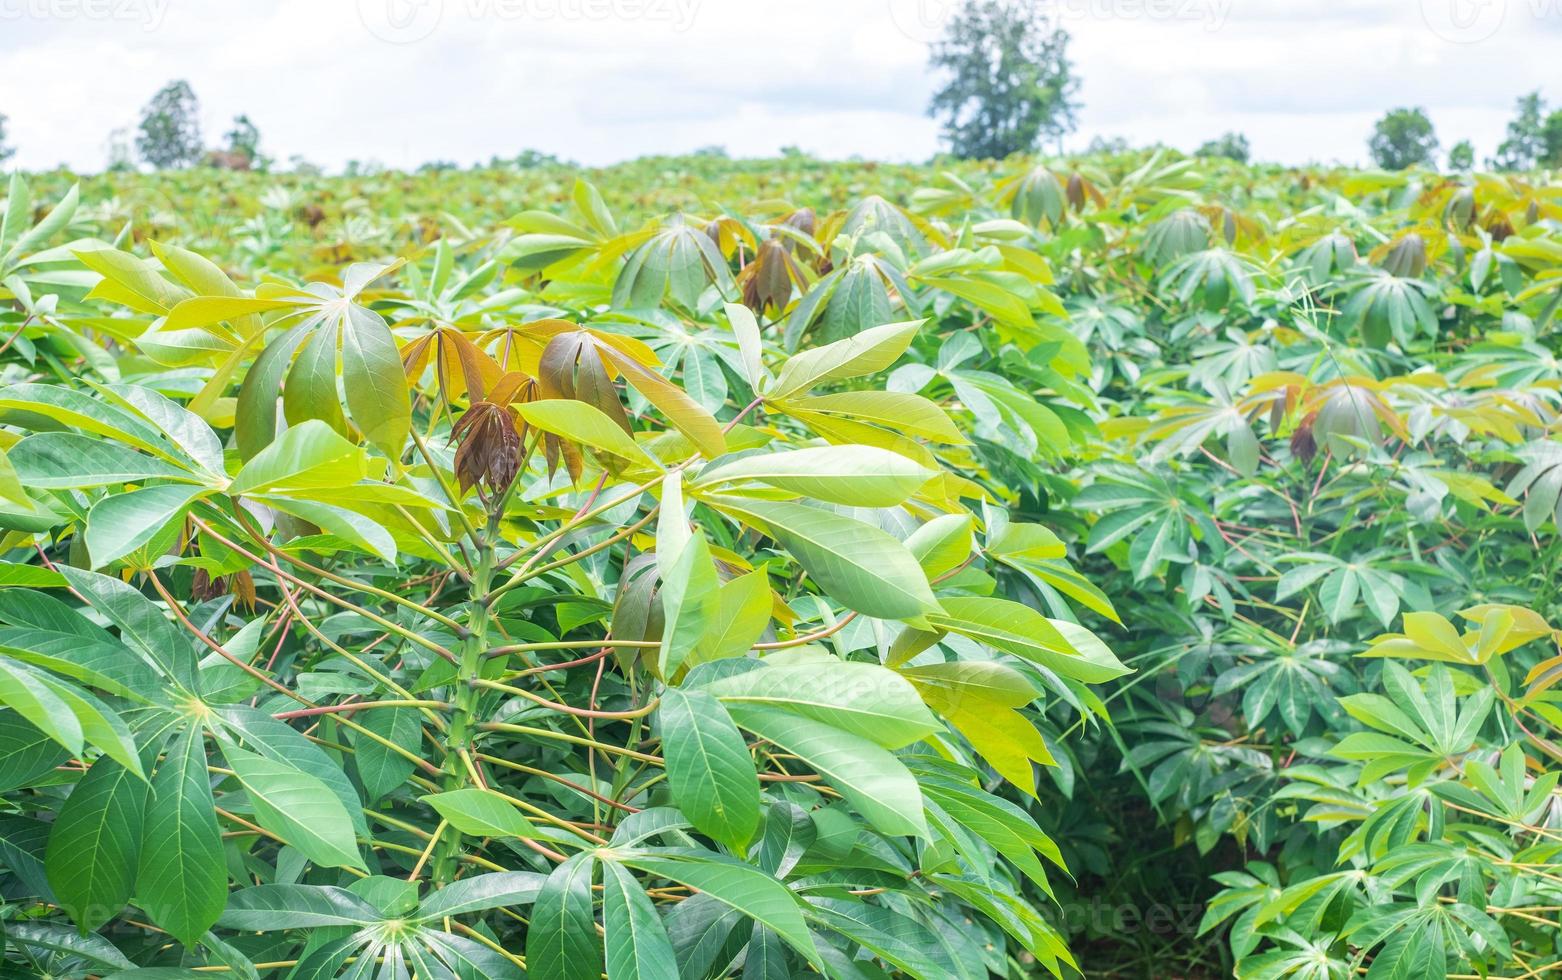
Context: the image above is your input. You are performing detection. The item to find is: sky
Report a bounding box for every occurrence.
[0,0,1557,172]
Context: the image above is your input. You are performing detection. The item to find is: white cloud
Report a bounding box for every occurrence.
[0,0,1555,171]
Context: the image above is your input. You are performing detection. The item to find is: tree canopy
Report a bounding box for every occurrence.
[927,0,1079,160]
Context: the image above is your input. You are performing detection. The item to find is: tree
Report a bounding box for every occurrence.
[135,80,202,169]
[1489,91,1545,171]
[1494,93,1562,169]
[928,0,1079,160]
[0,112,13,167]
[496,149,566,169]
[1368,107,1438,170]
[1196,131,1251,163]
[1087,135,1131,155]
[1447,139,1475,171]
[205,115,262,171]
[223,114,260,162]
[1544,111,1562,168]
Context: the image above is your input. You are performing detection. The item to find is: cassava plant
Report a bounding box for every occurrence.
[0,180,1127,979]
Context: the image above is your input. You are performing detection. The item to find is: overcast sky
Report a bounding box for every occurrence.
[0,0,1557,172]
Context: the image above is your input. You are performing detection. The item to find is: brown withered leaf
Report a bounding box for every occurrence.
[1290,414,1318,466]
[538,331,635,434]
[739,238,806,315]
[704,214,757,259]
[1066,173,1086,212]
[485,370,584,483]
[190,568,257,612]
[230,570,257,612]
[536,327,726,459]
[451,400,522,494]
[191,567,221,604]
[402,325,503,405]
[1484,210,1515,242]
[782,207,816,239]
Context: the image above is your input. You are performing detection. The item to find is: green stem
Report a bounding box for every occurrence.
[477,722,664,764]
[432,513,498,882]
[487,507,658,604]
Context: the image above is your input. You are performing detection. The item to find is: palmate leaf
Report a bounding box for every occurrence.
[526,852,601,980]
[85,484,212,569]
[703,660,939,749]
[5,151,1556,980]
[925,595,1129,684]
[218,884,385,930]
[232,260,411,459]
[657,688,760,852]
[709,497,940,623]
[136,725,227,947]
[725,703,926,837]
[421,787,540,839]
[613,218,733,312]
[1341,272,1439,348]
[220,744,365,871]
[614,848,821,969]
[695,444,935,507]
[46,757,148,931]
[602,860,680,980]
[1213,649,1342,736]
[0,589,166,701]
[1074,465,1206,582]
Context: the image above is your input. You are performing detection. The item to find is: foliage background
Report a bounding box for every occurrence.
[0,149,1560,979]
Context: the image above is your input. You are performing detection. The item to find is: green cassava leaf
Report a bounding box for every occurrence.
[658,688,760,852]
[136,726,227,947]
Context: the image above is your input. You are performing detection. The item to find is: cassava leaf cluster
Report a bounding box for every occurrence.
[3,147,1562,980]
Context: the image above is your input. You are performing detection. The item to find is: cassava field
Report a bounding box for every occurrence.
[1,152,1561,979]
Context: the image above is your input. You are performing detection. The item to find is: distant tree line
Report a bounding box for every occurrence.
[4,43,1560,175]
[77,80,571,176]
[919,1,1559,174]
[1366,93,1562,172]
